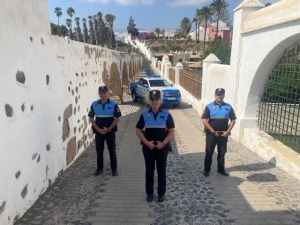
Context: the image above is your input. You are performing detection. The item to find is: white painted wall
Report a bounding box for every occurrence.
[0,1,137,224]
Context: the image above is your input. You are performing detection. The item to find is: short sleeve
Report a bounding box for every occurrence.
[166,113,175,129]
[229,107,237,121]
[201,106,210,119]
[114,104,122,118]
[88,104,95,118]
[136,114,145,129]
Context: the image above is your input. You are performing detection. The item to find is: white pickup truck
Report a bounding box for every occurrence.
[130,75,181,107]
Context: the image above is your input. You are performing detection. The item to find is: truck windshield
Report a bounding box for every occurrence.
[149,79,171,87]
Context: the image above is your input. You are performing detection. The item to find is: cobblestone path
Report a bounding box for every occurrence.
[15,94,300,225]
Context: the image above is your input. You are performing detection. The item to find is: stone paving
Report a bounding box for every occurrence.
[15,59,300,225]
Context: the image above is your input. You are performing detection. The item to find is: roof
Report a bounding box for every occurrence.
[187,62,202,68]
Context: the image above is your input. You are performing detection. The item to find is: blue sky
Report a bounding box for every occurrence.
[48,0,279,32]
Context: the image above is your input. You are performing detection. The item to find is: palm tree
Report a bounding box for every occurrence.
[93,15,99,45]
[65,19,72,39]
[105,14,116,48]
[199,6,213,55]
[180,17,192,36]
[54,7,62,36]
[210,0,229,37]
[82,18,88,43]
[66,7,75,39]
[194,8,203,43]
[88,16,94,45]
[97,12,105,47]
[154,28,160,39]
[74,17,81,42]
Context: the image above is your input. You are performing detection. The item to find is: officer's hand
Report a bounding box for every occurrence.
[147,141,156,150]
[221,131,229,137]
[103,127,109,132]
[97,128,107,135]
[156,141,165,150]
[212,131,220,136]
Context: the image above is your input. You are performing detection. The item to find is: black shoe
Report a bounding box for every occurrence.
[218,170,229,176]
[203,171,210,177]
[158,195,164,203]
[112,169,118,176]
[147,195,153,202]
[94,169,103,176]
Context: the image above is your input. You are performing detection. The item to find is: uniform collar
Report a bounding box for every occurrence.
[214,101,225,106]
[98,99,110,105]
[148,107,162,113]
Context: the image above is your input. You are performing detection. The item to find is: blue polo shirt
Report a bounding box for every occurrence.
[202,101,236,131]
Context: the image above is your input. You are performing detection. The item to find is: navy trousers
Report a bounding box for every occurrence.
[204,133,228,172]
[142,146,169,196]
[95,132,117,171]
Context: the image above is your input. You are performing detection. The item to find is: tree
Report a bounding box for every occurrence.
[74,17,81,42]
[93,15,99,45]
[105,14,116,48]
[60,25,68,37]
[65,19,72,39]
[97,12,105,47]
[205,37,231,64]
[88,16,94,45]
[154,28,160,39]
[66,7,75,39]
[210,0,229,37]
[198,6,213,55]
[82,18,88,43]
[54,7,62,35]
[180,17,192,36]
[127,15,139,36]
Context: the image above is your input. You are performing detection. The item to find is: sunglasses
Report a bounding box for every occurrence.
[216,94,224,96]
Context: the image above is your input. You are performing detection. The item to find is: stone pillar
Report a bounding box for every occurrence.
[228,0,264,106]
[202,54,221,106]
[162,55,169,78]
[166,62,172,80]
[158,61,161,73]
[228,0,264,141]
[152,58,157,69]
[175,63,183,87]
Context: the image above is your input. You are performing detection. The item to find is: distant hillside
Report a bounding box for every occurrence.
[145,39,204,53]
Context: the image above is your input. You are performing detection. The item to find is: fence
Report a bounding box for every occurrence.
[179,70,202,100]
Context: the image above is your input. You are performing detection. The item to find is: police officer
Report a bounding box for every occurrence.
[136,90,175,203]
[88,86,122,177]
[202,88,236,177]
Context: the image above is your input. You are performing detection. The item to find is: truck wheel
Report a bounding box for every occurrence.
[132,92,138,102]
[172,103,180,107]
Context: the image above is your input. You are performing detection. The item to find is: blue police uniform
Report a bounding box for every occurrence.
[136,108,175,197]
[202,100,236,173]
[88,99,121,173]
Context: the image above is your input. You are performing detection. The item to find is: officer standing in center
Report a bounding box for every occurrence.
[88,86,122,177]
[136,89,175,203]
[202,88,236,177]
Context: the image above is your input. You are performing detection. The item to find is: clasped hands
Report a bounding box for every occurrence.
[212,130,229,137]
[96,127,110,135]
[147,141,165,150]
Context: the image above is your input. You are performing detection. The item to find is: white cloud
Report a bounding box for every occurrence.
[166,0,209,8]
[80,0,154,5]
[141,0,155,5]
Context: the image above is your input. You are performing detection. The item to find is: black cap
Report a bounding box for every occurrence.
[98,86,109,93]
[149,90,161,100]
[215,88,225,95]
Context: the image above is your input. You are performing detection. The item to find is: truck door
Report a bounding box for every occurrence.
[136,78,144,97]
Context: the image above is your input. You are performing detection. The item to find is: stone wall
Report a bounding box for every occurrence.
[0,1,140,224]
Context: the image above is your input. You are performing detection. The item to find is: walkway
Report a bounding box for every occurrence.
[15,59,300,225]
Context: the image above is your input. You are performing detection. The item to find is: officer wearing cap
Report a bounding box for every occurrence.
[202,88,236,177]
[136,89,175,203]
[88,86,122,177]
